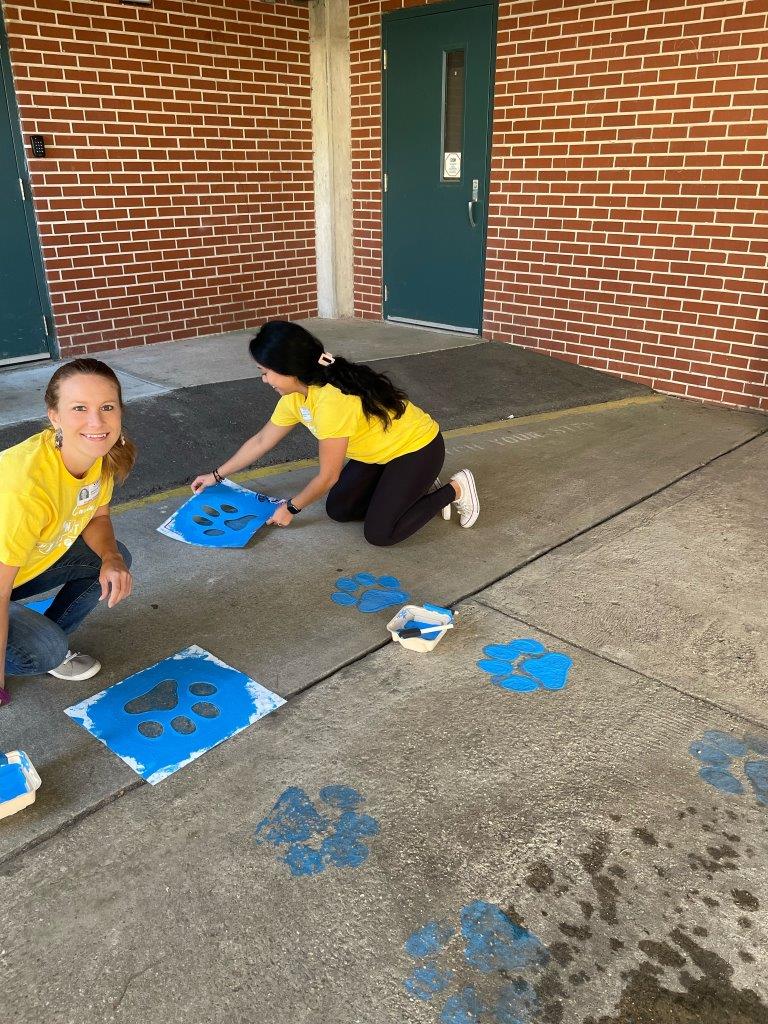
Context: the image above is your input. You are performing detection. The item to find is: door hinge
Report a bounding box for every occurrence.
[383,173,388,192]
[42,314,50,337]
[19,177,26,201]
[384,285,388,302]
[383,49,387,71]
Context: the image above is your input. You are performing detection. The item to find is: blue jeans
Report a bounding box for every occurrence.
[6,536,132,677]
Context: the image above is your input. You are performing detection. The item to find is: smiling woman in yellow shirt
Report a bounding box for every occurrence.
[192,320,480,545]
[0,359,135,706]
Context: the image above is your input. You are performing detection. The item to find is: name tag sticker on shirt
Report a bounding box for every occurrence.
[76,481,101,506]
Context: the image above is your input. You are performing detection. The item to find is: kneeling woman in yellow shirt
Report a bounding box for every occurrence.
[192,320,479,543]
[0,359,135,706]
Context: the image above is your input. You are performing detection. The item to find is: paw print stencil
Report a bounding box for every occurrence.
[159,482,282,548]
[404,901,550,1024]
[192,501,260,537]
[331,572,409,613]
[65,646,285,785]
[477,639,573,693]
[254,786,380,876]
[689,730,768,807]
[124,677,220,738]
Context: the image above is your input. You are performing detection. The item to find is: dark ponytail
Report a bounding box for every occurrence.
[249,320,408,430]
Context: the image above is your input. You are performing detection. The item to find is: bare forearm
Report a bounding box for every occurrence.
[81,517,121,561]
[290,472,339,511]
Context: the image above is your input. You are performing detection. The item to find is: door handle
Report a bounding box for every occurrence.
[467,179,480,228]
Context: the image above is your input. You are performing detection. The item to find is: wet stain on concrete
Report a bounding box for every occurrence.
[638,939,687,969]
[732,889,760,911]
[526,860,555,892]
[559,921,592,941]
[632,828,658,847]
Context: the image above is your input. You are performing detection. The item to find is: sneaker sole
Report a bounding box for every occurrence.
[49,660,102,682]
[457,470,480,529]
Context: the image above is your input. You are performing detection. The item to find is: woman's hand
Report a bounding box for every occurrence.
[191,472,217,494]
[267,502,294,528]
[100,554,133,608]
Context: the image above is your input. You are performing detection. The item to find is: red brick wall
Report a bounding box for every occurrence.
[5,0,316,356]
[351,0,768,411]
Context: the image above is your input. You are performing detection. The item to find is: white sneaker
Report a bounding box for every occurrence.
[433,477,451,521]
[451,469,480,528]
[48,651,101,681]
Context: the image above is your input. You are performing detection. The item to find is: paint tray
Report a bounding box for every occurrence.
[386,603,454,653]
[0,750,41,820]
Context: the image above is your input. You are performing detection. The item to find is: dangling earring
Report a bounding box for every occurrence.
[54,427,63,450]
[119,433,126,447]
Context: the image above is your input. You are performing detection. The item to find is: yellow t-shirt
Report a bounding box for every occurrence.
[0,430,114,587]
[271,384,439,464]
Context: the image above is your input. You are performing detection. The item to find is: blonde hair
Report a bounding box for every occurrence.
[44,358,137,484]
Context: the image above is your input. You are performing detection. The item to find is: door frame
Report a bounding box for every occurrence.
[381,0,498,333]
[0,12,55,364]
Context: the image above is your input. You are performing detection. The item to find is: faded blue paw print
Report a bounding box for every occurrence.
[331,572,409,613]
[689,730,768,807]
[477,639,572,693]
[404,901,549,1024]
[254,785,380,876]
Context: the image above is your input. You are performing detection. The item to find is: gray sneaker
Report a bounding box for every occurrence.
[451,468,480,528]
[48,651,101,681]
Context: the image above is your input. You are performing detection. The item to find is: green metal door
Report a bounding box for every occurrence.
[0,19,52,364]
[383,0,495,333]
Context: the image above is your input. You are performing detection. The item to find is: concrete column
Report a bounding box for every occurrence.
[310,0,353,318]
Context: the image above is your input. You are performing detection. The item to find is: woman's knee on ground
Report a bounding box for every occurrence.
[7,614,68,675]
[325,495,358,524]
[363,522,397,548]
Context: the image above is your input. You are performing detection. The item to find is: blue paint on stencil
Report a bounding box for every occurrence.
[0,762,28,803]
[477,638,572,694]
[690,729,768,808]
[330,572,409,613]
[24,596,54,615]
[65,645,285,785]
[404,902,548,1023]
[158,481,283,548]
[254,785,380,876]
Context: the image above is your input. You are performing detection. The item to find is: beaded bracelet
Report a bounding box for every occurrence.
[212,468,223,483]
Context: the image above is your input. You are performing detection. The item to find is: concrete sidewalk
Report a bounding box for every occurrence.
[1,398,767,1024]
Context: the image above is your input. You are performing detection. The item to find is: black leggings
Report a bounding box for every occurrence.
[325,432,454,547]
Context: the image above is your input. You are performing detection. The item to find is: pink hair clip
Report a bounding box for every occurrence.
[318,352,336,367]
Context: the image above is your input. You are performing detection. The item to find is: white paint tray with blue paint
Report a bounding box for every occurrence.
[386,604,454,653]
[0,750,41,820]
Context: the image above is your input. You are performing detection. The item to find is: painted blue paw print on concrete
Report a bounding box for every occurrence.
[477,639,572,694]
[404,901,549,1024]
[331,572,409,613]
[254,785,380,876]
[689,730,768,807]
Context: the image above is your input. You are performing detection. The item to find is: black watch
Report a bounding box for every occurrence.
[286,500,302,515]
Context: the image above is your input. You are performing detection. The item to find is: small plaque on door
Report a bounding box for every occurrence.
[443,152,461,179]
